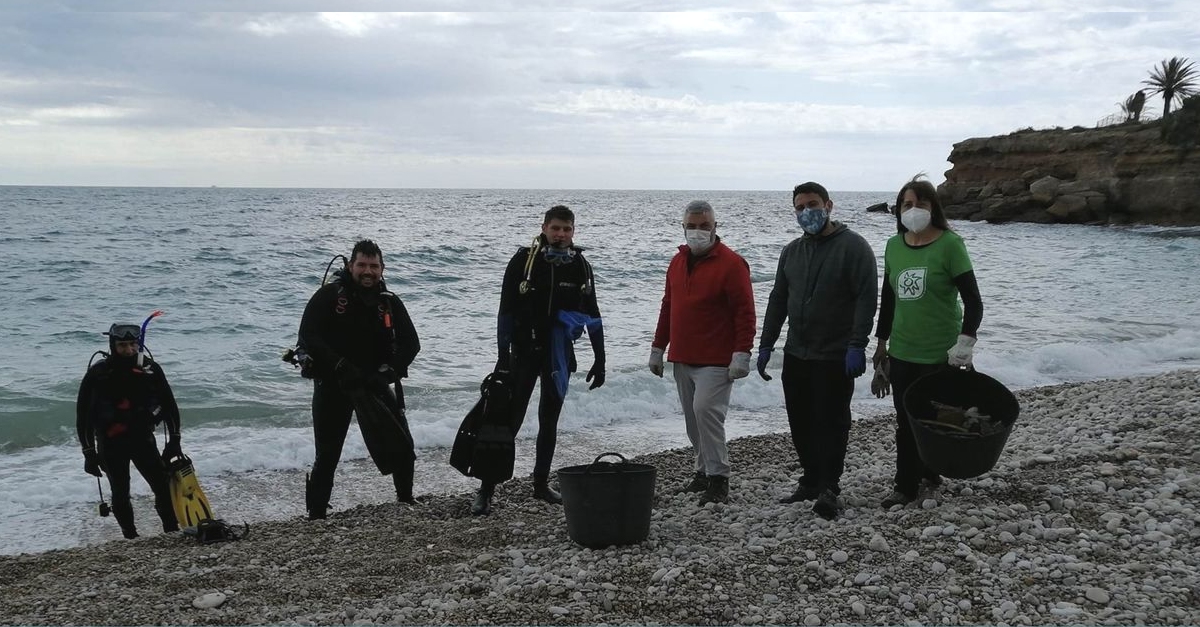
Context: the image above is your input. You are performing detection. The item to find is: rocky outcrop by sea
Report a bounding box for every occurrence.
[938,124,1200,226]
[2,370,1198,625]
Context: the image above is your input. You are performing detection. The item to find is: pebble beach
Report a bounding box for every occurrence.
[2,369,1199,626]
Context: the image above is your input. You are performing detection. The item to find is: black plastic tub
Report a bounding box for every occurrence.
[904,368,1021,479]
[558,453,656,549]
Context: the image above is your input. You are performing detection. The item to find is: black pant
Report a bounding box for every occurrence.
[888,357,944,497]
[310,379,415,511]
[97,431,178,536]
[780,355,853,494]
[501,349,563,482]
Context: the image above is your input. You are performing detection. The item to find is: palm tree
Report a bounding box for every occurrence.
[1143,56,1199,118]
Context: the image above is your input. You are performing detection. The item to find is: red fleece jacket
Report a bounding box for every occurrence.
[652,241,756,366]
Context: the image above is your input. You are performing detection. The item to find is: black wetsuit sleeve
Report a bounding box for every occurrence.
[875,279,895,341]
[298,286,343,372]
[153,363,182,437]
[389,295,421,377]
[954,270,983,337]
[579,255,602,319]
[76,367,97,452]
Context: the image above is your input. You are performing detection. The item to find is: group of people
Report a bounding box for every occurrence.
[649,177,982,520]
[77,176,982,537]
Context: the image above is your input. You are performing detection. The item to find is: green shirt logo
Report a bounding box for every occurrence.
[897,267,927,300]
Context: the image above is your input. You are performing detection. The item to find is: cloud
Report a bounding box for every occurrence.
[0,10,1197,189]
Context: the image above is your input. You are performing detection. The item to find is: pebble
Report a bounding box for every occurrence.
[1,371,1198,627]
[191,592,226,610]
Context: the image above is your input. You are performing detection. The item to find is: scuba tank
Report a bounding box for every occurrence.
[282,254,349,378]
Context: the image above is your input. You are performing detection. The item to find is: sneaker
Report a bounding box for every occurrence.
[778,483,820,504]
[812,489,840,520]
[681,472,709,494]
[880,490,915,509]
[699,475,729,505]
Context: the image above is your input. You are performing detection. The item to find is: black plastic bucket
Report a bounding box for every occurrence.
[903,368,1020,479]
[558,453,656,549]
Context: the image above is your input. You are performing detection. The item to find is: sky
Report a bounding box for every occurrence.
[1,5,1197,190]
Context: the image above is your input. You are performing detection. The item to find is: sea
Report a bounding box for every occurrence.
[1,186,1198,556]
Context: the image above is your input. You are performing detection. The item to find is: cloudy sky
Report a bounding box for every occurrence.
[1,5,1196,190]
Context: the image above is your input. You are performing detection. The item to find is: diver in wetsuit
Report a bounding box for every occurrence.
[298,239,421,520]
[471,204,606,516]
[77,323,181,539]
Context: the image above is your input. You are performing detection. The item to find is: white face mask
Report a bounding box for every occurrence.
[901,207,932,233]
[685,228,714,253]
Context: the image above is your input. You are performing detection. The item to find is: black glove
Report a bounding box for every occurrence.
[335,358,364,391]
[162,435,182,461]
[586,361,606,390]
[83,450,103,477]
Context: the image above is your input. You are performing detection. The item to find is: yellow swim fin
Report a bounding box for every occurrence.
[165,454,214,527]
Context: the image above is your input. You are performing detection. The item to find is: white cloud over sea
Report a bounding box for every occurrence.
[0,6,1196,189]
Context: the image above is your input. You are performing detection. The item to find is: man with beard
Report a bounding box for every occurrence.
[298,239,421,520]
[471,205,606,516]
[77,323,182,539]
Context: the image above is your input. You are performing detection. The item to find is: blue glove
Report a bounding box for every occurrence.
[845,347,866,378]
[756,347,773,381]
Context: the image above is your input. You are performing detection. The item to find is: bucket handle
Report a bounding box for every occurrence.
[585,452,628,473]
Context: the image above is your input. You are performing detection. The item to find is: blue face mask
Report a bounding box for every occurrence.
[796,207,828,235]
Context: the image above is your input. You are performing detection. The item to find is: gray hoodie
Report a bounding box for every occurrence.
[759,222,878,361]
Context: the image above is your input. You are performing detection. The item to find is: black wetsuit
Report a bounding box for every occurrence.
[298,275,420,511]
[496,235,604,482]
[76,355,181,538]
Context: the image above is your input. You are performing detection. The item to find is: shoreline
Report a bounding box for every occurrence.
[2,370,1198,625]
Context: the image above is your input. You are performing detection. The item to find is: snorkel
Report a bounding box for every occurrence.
[138,310,163,368]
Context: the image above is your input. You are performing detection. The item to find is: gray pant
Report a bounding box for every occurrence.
[673,364,733,477]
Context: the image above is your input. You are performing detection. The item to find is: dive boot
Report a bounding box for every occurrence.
[680,472,709,494]
[880,489,915,509]
[812,489,840,520]
[305,473,328,521]
[778,481,820,504]
[698,475,729,505]
[471,484,495,516]
[532,477,562,505]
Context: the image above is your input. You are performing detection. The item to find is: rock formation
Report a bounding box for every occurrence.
[938,123,1200,226]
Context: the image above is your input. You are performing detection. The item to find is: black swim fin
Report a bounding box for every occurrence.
[349,384,415,476]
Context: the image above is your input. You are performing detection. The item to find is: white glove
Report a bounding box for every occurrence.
[947,334,977,367]
[648,347,665,377]
[728,352,751,380]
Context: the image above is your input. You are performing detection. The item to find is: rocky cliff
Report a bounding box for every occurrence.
[938,123,1200,226]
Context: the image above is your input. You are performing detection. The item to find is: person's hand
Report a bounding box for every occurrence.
[870,366,891,398]
[728,352,751,380]
[335,358,364,390]
[83,450,103,477]
[756,348,773,381]
[845,347,867,378]
[872,342,888,370]
[947,334,977,368]
[161,435,182,461]
[586,361,606,390]
[648,347,664,377]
